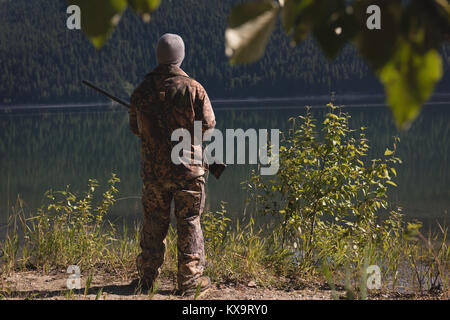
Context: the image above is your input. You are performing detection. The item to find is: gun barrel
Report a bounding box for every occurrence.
[82,80,131,109]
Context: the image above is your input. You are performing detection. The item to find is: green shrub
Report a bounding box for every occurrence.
[246,104,403,271]
[20,174,128,272]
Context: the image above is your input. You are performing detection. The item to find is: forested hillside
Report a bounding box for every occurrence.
[0,0,449,105]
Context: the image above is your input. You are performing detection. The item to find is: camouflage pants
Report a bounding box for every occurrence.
[136,176,206,291]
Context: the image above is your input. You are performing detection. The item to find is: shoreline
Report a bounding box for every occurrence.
[1,92,450,112]
[1,100,450,114]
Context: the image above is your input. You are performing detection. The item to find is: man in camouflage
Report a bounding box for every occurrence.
[129,33,215,295]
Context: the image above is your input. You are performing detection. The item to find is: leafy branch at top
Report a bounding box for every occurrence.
[225,0,450,129]
[69,0,450,129]
[67,0,161,49]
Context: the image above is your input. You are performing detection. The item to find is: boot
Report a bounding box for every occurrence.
[130,277,155,293]
[178,276,212,296]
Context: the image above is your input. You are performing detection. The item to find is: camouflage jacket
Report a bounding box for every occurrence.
[129,64,216,181]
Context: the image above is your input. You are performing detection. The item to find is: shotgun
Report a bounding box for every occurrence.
[82,80,226,179]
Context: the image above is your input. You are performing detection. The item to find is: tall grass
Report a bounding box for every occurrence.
[0,178,448,299]
[0,174,140,278]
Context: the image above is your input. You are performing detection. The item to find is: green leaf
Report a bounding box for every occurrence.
[127,0,161,22]
[384,149,394,156]
[434,0,450,15]
[281,0,314,35]
[403,0,450,51]
[312,2,359,59]
[354,0,402,70]
[379,41,443,129]
[390,168,397,177]
[386,180,397,187]
[68,0,128,49]
[225,0,280,64]
[283,0,351,47]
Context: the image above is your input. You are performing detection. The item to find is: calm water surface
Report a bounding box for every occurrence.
[0,97,449,229]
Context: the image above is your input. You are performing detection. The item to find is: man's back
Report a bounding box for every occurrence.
[129,64,216,181]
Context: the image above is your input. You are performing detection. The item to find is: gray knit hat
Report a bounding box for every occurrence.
[156,33,185,67]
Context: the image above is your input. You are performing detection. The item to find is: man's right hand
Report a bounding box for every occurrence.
[209,163,226,179]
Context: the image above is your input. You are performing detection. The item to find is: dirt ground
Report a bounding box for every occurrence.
[1,271,447,300]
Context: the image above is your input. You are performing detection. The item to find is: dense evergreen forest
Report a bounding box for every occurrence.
[0,0,449,105]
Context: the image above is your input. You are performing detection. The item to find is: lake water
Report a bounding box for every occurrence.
[0,95,449,230]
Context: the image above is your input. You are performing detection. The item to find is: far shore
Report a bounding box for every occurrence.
[1,91,450,112]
